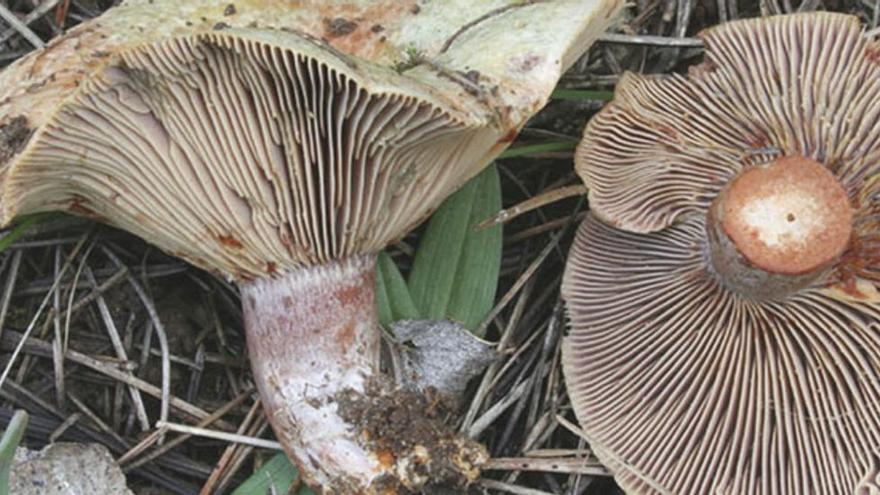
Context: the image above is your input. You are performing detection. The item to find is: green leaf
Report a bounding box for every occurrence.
[0,213,58,253]
[0,410,28,495]
[498,141,576,159]
[232,452,315,495]
[444,166,502,334]
[375,259,394,327]
[376,251,420,326]
[551,89,614,101]
[408,165,502,334]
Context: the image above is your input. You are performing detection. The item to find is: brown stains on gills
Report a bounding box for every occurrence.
[497,128,518,144]
[266,261,278,275]
[866,43,880,65]
[217,234,244,249]
[67,195,104,221]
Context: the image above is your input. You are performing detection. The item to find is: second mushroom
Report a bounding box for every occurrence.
[564,12,880,494]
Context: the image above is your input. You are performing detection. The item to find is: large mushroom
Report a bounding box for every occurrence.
[563,12,880,494]
[0,0,623,492]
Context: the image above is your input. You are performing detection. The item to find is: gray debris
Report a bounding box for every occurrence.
[10,443,133,495]
[389,320,499,402]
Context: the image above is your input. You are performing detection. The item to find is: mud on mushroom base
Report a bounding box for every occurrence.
[336,380,488,494]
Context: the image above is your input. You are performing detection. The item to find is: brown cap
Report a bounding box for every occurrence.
[565,12,880,494]
[0,0,623,281]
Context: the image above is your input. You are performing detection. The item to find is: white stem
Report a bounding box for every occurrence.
[241,255,383,493]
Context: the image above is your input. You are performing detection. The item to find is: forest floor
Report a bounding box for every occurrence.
[1,0,878,494]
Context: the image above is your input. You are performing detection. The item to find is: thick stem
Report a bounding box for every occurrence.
[707,206,825,300]
[240,255,487,494]
[241,255,382,492]
[707,156,852,299]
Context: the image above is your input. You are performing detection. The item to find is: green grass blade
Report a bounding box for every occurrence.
[445,165,502,334]
[0,410,28,495]
[498,141,575,159]
[0,213,58,253]
[231,452,315,495]
[408,170,478,320]
[376,251,420,325]
[375,256,394,326]
[408,165,502,333]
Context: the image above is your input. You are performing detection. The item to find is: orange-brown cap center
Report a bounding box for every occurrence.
[719,155,852,276]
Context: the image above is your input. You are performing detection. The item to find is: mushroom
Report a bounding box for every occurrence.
[563,12,880,494]
[0,0,623,492]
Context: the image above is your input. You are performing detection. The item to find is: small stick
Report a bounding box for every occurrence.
[103,247,171,442]
[0,235,88,391]
[478,479,557,495]
[86,266,151,431]
[599,32,703,47]
[468,380,529,438]
[214,419,271,493]
[484,456,609,476]
[155,421,282,451]
[0,329,229,427]
[200,400,268,495]
[0,3,44,48]
[506,213,587,244]
[67,391,128,446]
[478,184,586,230]
[52,250,65,408]
[554,414,590,443]
[0,251,22,341]
[121,387,253,469]
[475,227,568,337]
[48,412,82,442]
[0,0,59,44]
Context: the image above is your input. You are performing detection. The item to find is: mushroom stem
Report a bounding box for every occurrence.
[241,255,382,492]
[240,255,487,493]
[707,155,853,299]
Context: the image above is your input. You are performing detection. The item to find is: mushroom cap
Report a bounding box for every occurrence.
[564,12,880,494]
[0,0,622,281]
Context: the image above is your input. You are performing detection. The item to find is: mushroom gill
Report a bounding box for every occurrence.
[5,34,498,279]
[563,12,880,494]
[0,0,623,493]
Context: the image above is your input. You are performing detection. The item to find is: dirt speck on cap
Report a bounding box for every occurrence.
[324,17,358,38]
[0,116,32,164]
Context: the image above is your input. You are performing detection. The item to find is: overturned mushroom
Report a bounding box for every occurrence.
[563,13,880,494]
[0,0,622,492]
